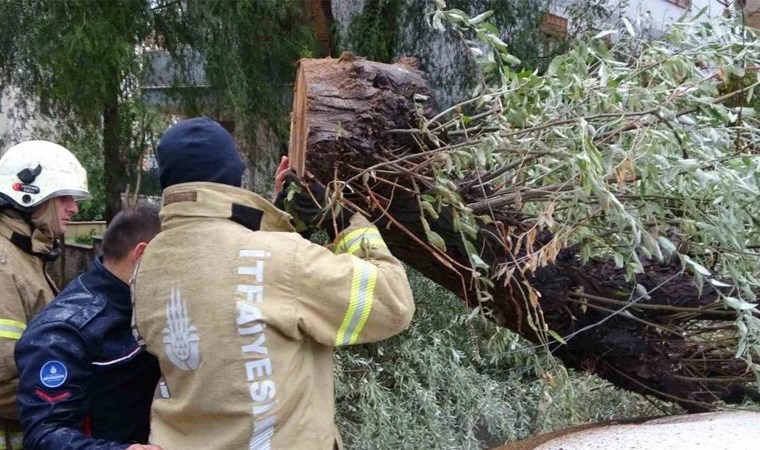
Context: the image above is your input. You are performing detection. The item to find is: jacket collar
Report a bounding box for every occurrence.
[81,256,131,312]
[160,182,296,233]
[0,210,58,259]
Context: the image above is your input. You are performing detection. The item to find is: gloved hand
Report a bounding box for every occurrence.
[274,173,352,240]
[271,155,291,203]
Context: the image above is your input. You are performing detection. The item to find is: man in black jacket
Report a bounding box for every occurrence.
[14,206,162,450]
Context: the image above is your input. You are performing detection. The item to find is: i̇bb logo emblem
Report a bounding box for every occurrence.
[39,361,68,388]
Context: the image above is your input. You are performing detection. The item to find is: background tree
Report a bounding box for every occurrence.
[155,0,318,191]
[0,0,163,220]
[333,0,627,108]
[0,0,317,220]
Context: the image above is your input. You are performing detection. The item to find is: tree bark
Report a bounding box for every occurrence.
[102,77,124,224]
[288,54,759,410]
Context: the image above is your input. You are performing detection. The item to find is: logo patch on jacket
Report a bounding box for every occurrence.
[39,361,68,388]
[162,287,201,370]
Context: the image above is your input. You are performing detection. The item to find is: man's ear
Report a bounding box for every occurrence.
[132,242,149,263]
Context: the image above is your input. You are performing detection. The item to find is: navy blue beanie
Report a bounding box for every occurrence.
[156,117,245,189]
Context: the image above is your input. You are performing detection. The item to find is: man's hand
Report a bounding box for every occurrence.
[126,445,163,450]
[272,171,353,240]
[271,155,290,202]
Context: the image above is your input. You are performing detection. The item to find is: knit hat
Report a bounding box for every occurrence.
[156,117,245,189]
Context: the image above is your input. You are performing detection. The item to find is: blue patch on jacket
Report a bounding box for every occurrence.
[39,361,67,388]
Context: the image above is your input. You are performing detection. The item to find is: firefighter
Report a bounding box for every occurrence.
[0,140,90,449]
[15,206,163,450]
[131,117,415,449]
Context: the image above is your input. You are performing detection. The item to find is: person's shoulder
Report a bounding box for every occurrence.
[0,241,33,270]
[261,230,303,242]
[29,278,107,332]
[220,226,305,249]
[251,230,307,252]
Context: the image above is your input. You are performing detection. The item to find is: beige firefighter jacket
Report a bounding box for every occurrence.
[0,210,58,422]
[132,182,415,450]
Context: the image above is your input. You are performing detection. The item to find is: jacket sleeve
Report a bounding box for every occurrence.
[14,321,130,450]
[0,271,27,419]
[293,214,415,346]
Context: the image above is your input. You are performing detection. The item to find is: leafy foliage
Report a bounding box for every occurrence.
[402,4,760,397]
[53,99,168,221]
[336,0,626,109]
[336,270,654,449]
[178,0,318,140]
[342,0,403,63]
[0,1,149,124]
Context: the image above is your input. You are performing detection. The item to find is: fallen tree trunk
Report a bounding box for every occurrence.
[288,54,759,410]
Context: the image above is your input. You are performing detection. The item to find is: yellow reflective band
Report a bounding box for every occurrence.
[345,238,387,256]
[335,226,384,255]
[0,319,26,340]
[335,259,377,346]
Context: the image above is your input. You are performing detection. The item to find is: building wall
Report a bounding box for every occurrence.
[0,86,56,154]
[64,221,107,243]
[742,0,760,28]
[550,0,720,37]
[624,0,718,24]
[622,0,720,36]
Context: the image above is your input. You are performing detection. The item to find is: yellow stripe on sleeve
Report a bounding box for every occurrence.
[0,318,26,340]
[334,259,378,346]
[345,238,387,256]
[335,226,384,254]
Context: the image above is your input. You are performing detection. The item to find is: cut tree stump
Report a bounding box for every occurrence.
[288,53,759,410]
[289,52,435,178]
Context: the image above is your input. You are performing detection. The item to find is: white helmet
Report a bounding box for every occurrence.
[0,140,91,211]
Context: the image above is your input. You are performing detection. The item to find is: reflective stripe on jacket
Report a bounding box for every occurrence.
[132,182,415,450]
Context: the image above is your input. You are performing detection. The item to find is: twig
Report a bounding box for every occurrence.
[461,151,554,190]
[565,298,684,337]
[568,292,736,318]
[468,182,578,213]
[363,179,473,303]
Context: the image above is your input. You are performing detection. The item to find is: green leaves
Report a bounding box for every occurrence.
[430,4,760,386]
[335,271,652,449]
[425,229,447,252]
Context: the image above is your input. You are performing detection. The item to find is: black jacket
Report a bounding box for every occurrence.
[15,257,160,449]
